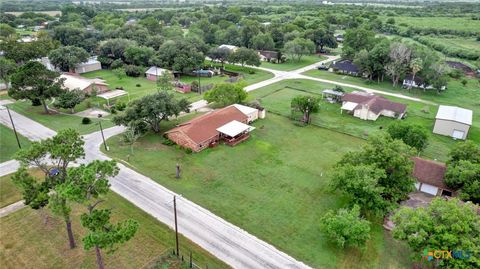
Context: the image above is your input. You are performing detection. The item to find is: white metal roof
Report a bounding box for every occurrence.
[232,104,258,116]
[60,74,107,91]
[98,90,128,100]
[341,101,358,111]
[218,44,238,51]
[216,120,255,137]
[435,105,473,125]
[145,66,167,76]
[76,56,100,67]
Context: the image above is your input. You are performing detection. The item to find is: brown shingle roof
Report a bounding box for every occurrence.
[165,106,248,144]
[342,92,407,114]
[412,157,450,190]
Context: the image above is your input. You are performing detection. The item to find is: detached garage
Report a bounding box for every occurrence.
[412,157,453,197]
[433,105,472,140]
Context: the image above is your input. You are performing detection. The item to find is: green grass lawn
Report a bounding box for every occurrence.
[7,100,115,135]
[393,16,480,34]
[249,79,478,162]
[0,124,31,162]
[260,55,327,71]
[103,113,411,269]
[0,173,228,269]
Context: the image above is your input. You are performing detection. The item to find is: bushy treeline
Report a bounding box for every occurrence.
[413,36,480,61]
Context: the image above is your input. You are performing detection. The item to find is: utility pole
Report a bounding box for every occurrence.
[98,115,108,151]
[174,195,179,257]
[6,106,21,149]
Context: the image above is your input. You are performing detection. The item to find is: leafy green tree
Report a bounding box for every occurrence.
[330,164,392,216]
[386,121,429,152]
[112,67,126,80]
[207,47,232,68]
[240,19,261,48]
[447,141,480,166]
[204,83,248,107]
[0,32,58,63]
[290,95,320,124]
[251,33,275,51]
[56,160,137,269]
[0,57,17,91]
[385,42,411,87]
[354,49,375,80]
[408,58,423,90]
[124,45,155,66]
[445,161,480,204]
[338,134,416,207]
[53,89,85,113]
[392,198,480,268]
[13,129,86,249]
[99,38,137,61]
[156,71,173,92]
[153,39,204,73]
[320,205,371,248]
[304,27,337,52]
[0,23,16,38]
[342,28,376,59]
[445,141,480,203]
[123,125,142,155]
[48,45,90,72]
[113,92,189,133]
[228,47,261,67]
[283,38,315,62]
[9,61,65,114]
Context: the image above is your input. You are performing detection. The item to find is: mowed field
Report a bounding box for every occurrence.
[0,173,228,269]
[104,112,411,269]
[393,16,480,33]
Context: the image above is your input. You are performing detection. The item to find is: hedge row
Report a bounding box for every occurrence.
[413,36,480,61]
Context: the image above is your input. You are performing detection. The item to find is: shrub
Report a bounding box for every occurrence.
[115,101,127,111]
[110,106,117,114]
[125,65,143,77]
[162,139,176,146]
[82,117,92,124]
[449,68,463,79]
[136,83,141,87]
[184,147,193,154]
[461,79,468,86]
[110,59,124,69]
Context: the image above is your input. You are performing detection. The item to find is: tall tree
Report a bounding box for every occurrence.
[0,57,17,91]
[290,95,320,124]
[228,47,261,67]
[320,205,371,249]
[113,92,189,133]
[342,28,376,59]
[9,61,65,114]
[13,129,86,249]
[408,58,423,90]
[48,46,90,72]
[338,134,416,206]
[251,33,275,51]
[124,45,155,66]
[56,160,137,269]
[385,42,412,87]
[304,27,337,52]
[207,47,232,68]
[153,39,204,73]
[283,38,315,62]
[392,198,480,268]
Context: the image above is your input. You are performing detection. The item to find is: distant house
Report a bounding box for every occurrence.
[17,35,37,43]
[433,105,472,140]
[412,157,453,197]
[145,66,168,81]
[193,69,215,77]
[341,91,407,121]
[74,57,102,74]
[165,105,259,152]
[335,34,344,42]
[218,44,239,52]
[445,61,475,76]
[60,74,109,94]
[257,50,279,62]
[402,74,446,90]
[329,60,360,76]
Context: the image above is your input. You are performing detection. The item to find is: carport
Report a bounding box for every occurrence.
[97,89,130,106]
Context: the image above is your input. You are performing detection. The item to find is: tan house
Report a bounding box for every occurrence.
[341,92,407,121]
[165,105,259,152]
[60,74,109,94]
[412,157,454,197]
[433,105,472,140]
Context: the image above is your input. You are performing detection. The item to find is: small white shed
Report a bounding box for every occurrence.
[232,104,259,123]
[433,106,472,140]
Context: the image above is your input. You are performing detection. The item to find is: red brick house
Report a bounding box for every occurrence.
[165,106,249,152]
